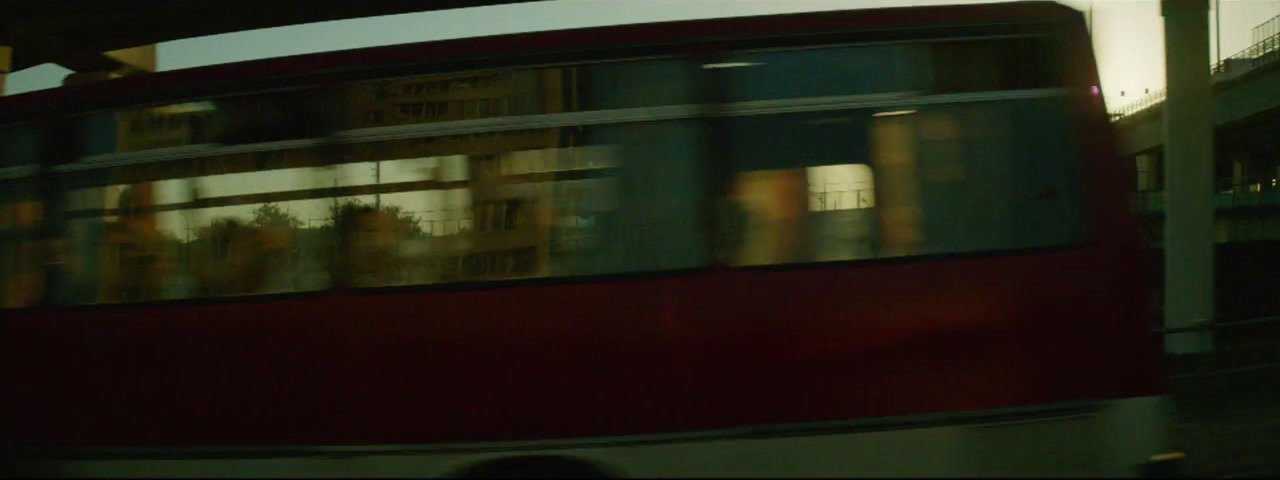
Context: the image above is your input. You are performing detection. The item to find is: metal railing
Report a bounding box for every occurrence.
[1212,34,1280,75]
[1131,189,1280,214]
[1111,88,1167,120]
[1110,30,1280,121]
[1252,13,1280,46]
[808,188,875,211]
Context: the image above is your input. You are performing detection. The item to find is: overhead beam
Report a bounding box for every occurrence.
[1,1,539,72]
[57,44,156,76]
[104,45,156,73]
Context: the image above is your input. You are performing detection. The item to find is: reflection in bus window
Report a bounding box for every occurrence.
[717,37,1063,104]
[59,119,703,303]
[872,113,923,258]
[0,199,43,308]
[719,44,928,102]
[807,164,876,263]
[193,211,298,296]
[912,98,1085,253]
[352,59,700,129]
[579,60,703,110]
[731,169,808,266]
[723,110,875,266]
[723,99,1085,267]
[323,123,704,286]
[113,103,218,152]
[65,174,332,303]
[99,183,169,302]
[0,127,44,168]
[91,59,701,158]
[929,38,1065,94]
[330,200,427,288]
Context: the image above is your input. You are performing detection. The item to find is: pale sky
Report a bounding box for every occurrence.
[6,0,1280,109]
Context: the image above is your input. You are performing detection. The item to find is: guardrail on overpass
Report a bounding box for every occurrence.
[1133,188,1280,215]
[1109,29,1280,122]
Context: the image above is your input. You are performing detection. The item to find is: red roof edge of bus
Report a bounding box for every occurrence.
[0,1,1077,123]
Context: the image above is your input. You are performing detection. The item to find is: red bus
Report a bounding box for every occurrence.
[2,2,1176,477]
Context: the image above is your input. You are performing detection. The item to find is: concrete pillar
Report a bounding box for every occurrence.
[1162,0,1215,354]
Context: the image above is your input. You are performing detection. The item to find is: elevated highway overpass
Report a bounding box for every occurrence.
[1113,26,1280,229]
[1113,35,1280,159]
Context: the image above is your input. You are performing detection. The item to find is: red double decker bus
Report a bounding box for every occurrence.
[2,2,1175,477]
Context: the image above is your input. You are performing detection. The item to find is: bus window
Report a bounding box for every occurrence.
[62,118,704,301]
[729,169,809,266]
[910,97,1086,253]
[929,37,1065,94]
[721,97,1085,266]
[63,166,334,303]
[0,196,43,308]
[807,164,876,263]
[716,34,1082,267]
[341,59,699,130]
[0,128,44,307]
[52,55,706,301]
[580,121,706,273]
[215,89,340,145]
[721,110,877,266]
[323,123,701,286]
[715,36,1064,103]
[99,183,168,301]
[870,113,923,258]
[716,44,929,102]
[92,59,700,157]
[109,103,219,153]
[0,126,43,168]
[577,59,703,111]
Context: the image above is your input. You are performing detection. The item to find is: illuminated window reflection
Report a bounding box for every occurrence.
[56,119,703,304]
[723,99,1084,267]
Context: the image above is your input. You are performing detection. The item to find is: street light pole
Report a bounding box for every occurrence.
[1216,0,1222,67]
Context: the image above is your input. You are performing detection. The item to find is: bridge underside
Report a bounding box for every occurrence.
[1128,100,1280,200]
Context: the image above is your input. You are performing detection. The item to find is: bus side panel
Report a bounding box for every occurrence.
[2,246,1158,447]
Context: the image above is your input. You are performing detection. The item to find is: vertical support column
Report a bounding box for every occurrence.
[1163,0,1215,354]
